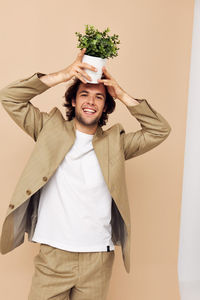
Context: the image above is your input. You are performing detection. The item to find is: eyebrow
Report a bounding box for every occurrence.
[79,90,105,98]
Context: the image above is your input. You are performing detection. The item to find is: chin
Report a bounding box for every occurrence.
[76,115,100,127]
[84,119,99,126]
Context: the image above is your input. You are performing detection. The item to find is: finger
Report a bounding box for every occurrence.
[77,48,86,61]
[80,62,97,72]
[75,71,87,84]
[102,66,112,79]
[98,80,113,87]
[102,81,113,86]
[98,79,112,84]
[75,66,92,81]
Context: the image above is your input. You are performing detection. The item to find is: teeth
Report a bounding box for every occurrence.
[83,108,96,113]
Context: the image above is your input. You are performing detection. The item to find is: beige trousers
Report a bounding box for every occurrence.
[28,243,115,300]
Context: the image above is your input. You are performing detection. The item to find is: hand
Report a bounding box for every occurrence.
[58,48,97,84]
[97,67,126,101]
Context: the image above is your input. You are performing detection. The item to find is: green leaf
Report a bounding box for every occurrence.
[75,24,120,59]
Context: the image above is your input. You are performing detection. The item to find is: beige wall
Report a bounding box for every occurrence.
[0,0,194,299]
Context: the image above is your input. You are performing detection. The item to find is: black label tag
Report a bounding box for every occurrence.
[107,245,110,252]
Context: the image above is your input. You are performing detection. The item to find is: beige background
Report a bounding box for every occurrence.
[0,0,194,299]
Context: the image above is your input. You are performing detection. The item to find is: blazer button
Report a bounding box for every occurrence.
[9,204,15,209]
[43,176,48,182]
[26,189,31,195]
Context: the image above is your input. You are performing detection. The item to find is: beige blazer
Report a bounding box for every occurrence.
[0,73,171,273]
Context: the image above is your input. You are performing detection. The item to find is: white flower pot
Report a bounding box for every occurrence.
[82,54,107,84]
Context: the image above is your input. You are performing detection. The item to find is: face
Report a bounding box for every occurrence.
[72,83,107,128]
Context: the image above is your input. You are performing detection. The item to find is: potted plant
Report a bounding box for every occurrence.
[75,25,120,83]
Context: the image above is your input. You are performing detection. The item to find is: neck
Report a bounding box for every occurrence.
[74,118,98,135]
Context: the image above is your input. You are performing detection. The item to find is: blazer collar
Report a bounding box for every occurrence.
[67,118,104,142]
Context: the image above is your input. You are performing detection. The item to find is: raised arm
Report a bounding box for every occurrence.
[120,99,171,160]
[0,48,97,141]
[0,73,52,141]
[98,67,172,160]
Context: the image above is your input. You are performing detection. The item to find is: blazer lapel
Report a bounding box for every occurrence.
[27,115,110,200]
[46,118,76,176]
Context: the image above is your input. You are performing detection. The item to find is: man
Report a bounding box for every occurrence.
[0,48,171,300]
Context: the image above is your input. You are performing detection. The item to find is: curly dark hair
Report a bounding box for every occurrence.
[62,75,116,127]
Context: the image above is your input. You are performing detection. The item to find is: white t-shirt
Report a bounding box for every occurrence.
[32,128,114,252]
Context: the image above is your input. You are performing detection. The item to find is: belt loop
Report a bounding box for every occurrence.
[107,246,110,252]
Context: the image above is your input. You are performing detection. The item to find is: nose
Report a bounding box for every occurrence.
[87,96,95,105]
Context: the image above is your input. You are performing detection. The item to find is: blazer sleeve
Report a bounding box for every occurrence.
[0,72,55,141]
[119,98,172,160]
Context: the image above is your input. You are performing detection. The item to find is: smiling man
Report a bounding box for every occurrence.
[0,48,171,300]
[72,83,107,132]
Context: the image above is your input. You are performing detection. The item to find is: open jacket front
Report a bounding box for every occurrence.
[0,73,171,273]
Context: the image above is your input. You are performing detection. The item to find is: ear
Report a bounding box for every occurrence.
[72,98,76,107]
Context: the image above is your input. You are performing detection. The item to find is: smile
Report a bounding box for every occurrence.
[82,108,97,115]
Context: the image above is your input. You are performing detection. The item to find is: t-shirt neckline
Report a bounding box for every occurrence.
[76,129,94,137]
